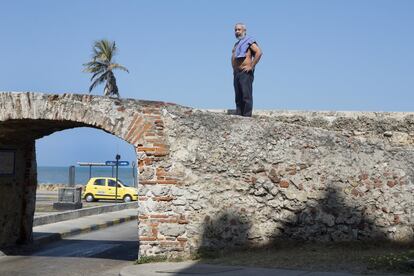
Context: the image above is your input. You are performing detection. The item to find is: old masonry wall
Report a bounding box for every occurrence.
[137,108,414,257]
[1,93,413,258]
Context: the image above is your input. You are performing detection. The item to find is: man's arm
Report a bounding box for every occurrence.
[250,43,263,70]
[231,46,236,70]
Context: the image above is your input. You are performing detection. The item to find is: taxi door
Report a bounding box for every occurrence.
[107,179,124,200]
[92,178,108,199]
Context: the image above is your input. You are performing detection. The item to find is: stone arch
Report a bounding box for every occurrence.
[0,92,174,248]
[0,92,157,145]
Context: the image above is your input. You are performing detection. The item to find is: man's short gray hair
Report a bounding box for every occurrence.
[235,23,247,31]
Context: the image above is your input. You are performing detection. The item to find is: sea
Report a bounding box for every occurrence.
[37,166,137,187]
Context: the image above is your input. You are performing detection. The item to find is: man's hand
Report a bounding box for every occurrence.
[241,64,254,72]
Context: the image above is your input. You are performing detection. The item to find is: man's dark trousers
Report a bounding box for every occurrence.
[234,70,254,117]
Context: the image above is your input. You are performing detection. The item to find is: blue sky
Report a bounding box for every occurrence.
[1,1,413,166]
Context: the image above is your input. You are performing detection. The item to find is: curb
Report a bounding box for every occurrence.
[34,201,138,226]
[33,214,138,247]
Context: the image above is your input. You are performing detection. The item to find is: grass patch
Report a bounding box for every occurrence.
[197,241,414,275]
[133,241,414,274]
[135,255,168,264]
[135,255,186,265]
[367,251,414,273]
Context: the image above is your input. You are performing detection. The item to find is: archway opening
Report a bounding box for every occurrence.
[0,118,138,247]
[36,126,137,212]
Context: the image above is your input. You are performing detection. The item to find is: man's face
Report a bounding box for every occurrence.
[234,25,246,40]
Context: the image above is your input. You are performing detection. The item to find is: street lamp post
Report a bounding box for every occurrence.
[115,154,120,202]
[132,161,136,188]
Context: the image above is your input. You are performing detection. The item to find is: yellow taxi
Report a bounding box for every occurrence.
[82,177,138,202]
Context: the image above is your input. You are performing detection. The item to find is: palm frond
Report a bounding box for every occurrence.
[108,63,129,73]
[89,71,110,92]
[92,39,116,63]
[90,68,107,81]
[84,59,108,67]
[84,65,108,75]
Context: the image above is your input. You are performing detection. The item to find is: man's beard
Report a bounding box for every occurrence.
[236,33,246,40]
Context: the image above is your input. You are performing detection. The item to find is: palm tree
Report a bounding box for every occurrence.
[83,39,129,98]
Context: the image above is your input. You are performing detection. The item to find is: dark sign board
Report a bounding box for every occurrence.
[0,150,16,176]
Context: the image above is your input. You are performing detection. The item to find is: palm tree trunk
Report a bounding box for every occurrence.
[104,71,120,98]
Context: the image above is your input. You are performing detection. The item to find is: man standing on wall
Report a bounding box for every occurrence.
[232,23,263,117]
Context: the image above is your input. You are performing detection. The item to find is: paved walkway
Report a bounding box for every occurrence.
[119,261,398,276]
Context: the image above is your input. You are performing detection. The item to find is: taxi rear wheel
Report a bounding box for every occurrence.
[123,195,132,202]
[85,194,95,202]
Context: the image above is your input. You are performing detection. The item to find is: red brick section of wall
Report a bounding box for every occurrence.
[125,104,187,256]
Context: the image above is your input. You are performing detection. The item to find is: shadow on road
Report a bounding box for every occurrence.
[2,238,138,261]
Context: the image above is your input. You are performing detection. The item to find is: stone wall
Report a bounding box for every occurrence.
[1,92,414,258]
[0,142,36,247]
[137,107,414,257]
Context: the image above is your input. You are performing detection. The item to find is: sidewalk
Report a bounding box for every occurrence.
[33,208,137,246]
[119,261,401,276]
[34,201,138,226]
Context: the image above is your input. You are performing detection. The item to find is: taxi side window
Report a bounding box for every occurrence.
[108,180,121,188]
[94,179,105,186]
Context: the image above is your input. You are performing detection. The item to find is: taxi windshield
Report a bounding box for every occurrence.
[117,179,130,187]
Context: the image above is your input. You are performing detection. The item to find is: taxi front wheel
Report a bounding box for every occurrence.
[123,195,132,202]
[85,194,95,202]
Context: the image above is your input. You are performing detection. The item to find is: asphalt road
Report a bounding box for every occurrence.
[0,220,138,276]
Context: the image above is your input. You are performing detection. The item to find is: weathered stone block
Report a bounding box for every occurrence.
[159,224,186,237]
